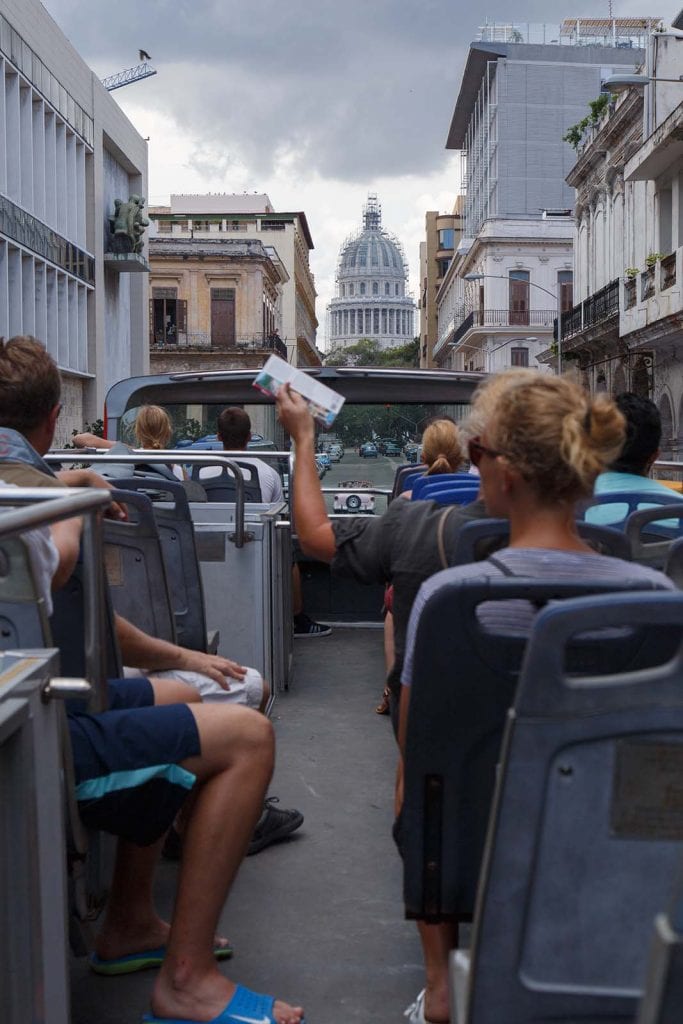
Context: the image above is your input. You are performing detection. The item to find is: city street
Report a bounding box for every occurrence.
[320,447,404,516]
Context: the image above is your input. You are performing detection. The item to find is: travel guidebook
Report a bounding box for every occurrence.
[253,354,346,427]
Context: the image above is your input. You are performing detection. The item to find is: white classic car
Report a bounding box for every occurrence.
[333,480,375,514]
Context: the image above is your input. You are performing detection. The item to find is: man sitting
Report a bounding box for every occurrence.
[587,392,683,524]
[0,336,304,862]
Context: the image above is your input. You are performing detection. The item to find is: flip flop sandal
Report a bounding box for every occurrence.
[90,940,233,975]
[142,983,306,1024]
[404,989,427,1024]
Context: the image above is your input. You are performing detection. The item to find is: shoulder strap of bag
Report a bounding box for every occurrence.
[437,506,456,570]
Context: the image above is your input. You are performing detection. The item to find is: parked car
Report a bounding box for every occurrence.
[317,452,331,471]
[314,454,328,478]
[383,441,402,457]
[359,442,378,458]
[405,443,421,464]
[328,445,343,462]
[333,480,375,514]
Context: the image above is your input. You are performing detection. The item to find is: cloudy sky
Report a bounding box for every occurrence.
[43,0,680,349]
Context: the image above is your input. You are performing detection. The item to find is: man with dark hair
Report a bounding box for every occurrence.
[587,392,683,524]
[202,406,331,637]
[0,336,305,1023]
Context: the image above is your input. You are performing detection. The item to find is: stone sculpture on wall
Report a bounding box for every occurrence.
[108,195,149,254]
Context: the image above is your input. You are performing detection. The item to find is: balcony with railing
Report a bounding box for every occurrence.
[435,308,555,365]
[621,248,683,340]
[150,331,288,360]
[559,279,619,342]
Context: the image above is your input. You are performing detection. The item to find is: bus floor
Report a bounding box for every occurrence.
[70,627,425,1023]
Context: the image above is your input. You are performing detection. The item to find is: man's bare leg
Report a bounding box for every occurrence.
[151,704,304,1024]
[95,839,170,959]
[416,920,459,1023]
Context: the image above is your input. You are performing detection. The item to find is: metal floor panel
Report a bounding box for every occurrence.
[70,628,423,1023]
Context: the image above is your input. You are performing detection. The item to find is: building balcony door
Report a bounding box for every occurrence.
[211,288,236,348]
[509,270,529,326]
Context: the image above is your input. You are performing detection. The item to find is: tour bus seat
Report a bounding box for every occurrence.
[190,460,263,503]
[625,506,683,571]
[411,481,480,506]
[0,536,52,649]
[582,491,681,530]
[402,576,670,925]
[666,537,683,589]
[109,478,217,653]
[391,465,426,500]
[453,591,683,1023]
[411,473,476,500]
[452,518,632,564]
[102,489,177,645]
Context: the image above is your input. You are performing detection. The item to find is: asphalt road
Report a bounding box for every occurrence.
[320,448,405,516]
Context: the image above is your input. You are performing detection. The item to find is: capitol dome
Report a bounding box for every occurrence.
[327,195,415,351]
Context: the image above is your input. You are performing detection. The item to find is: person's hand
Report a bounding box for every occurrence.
[275,383,315,445]
[56,468,128,520]
[176,649,248,690]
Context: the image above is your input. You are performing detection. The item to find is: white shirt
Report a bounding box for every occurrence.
[0,479,59,616]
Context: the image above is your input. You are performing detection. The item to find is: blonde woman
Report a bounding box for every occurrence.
[400,370,674,1024]
[74,405,186,480]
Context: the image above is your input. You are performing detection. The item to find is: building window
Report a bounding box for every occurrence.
[558,270,573,312]
[150,288,186,345]
[372,281,379,295]
[373,309,380,333]
[438,228,455,249]
[349,283,354,296]
[510,347,529,367]
[360,282,366,295]
[509,270,530,326]
[395,283,400,296]
[210,287,236,348]
[385,282,390,295]
[157,220,172,233]
[437,258,451,278]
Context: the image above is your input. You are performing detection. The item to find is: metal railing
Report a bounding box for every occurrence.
[0,487,113,713]
[150,333,288,360]
[559,279,620,341]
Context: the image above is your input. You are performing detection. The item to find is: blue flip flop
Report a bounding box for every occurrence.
[90,940,233,976]
[142,983,305,1024]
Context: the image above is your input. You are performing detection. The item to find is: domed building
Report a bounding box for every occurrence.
[327,195,415,351]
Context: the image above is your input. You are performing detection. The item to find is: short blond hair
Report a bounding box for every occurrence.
[472,371,626,503]
[134,405,172,450]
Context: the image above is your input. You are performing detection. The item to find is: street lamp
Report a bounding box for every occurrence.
[602,73,683,91]
[463,272,564,374]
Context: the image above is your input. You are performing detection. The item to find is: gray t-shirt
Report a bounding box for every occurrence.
[402,547,674,687]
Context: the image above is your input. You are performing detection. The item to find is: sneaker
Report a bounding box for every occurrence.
[293,613,332,638]
[247,797,304,856]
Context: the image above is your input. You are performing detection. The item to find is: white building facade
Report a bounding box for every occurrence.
[435,19,654,376]
[0,0,149,441]
[327,195,415,351]
[561,22,683,449]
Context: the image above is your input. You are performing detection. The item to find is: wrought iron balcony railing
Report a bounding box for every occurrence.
[558,279,619,341]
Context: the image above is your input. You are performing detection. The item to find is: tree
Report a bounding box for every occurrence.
[325,336,419,368]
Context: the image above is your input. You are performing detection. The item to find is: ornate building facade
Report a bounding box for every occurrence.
[327,195,415,351]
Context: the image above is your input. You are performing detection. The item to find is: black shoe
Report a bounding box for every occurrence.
[293,613,332,638]
[247,797,304,855]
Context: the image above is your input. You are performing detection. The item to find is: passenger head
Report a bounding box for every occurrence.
[217,407,251,450]
[609,393,661,475]
[421,419,465,475]
[134,405,173,450]
[0,336,61,450]
[470,370,625,510]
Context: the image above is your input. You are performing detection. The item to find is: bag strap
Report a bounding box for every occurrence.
[487,553,516,576]
[437,506,456,569]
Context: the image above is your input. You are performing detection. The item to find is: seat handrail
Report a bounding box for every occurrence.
[45,452,251,548]
[0,488,112,713]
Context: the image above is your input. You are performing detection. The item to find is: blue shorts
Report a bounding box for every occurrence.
[68,677,200,846]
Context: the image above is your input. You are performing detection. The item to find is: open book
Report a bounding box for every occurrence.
[253,355,345,428]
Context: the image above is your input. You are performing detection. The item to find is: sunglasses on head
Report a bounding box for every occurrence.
[468,437,503,468]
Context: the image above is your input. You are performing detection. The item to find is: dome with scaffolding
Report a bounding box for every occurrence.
[327,195,415,352]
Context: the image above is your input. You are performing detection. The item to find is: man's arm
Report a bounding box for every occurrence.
[276,384,336,562]
[55,468,127,520]
[72,433,115,450]
[114,613,246,689]
[49,517,83,589]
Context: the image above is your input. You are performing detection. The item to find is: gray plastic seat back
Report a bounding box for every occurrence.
[452,518,632,565]
[466,591,683,1023]
[626,506,683,570]
[403,576,668,923]
[665,536,683,588]
[190,460,262,502]
[0,536,51,649]
[50,554,121,684]
[109,478,211,652]
[103,489,176,644]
